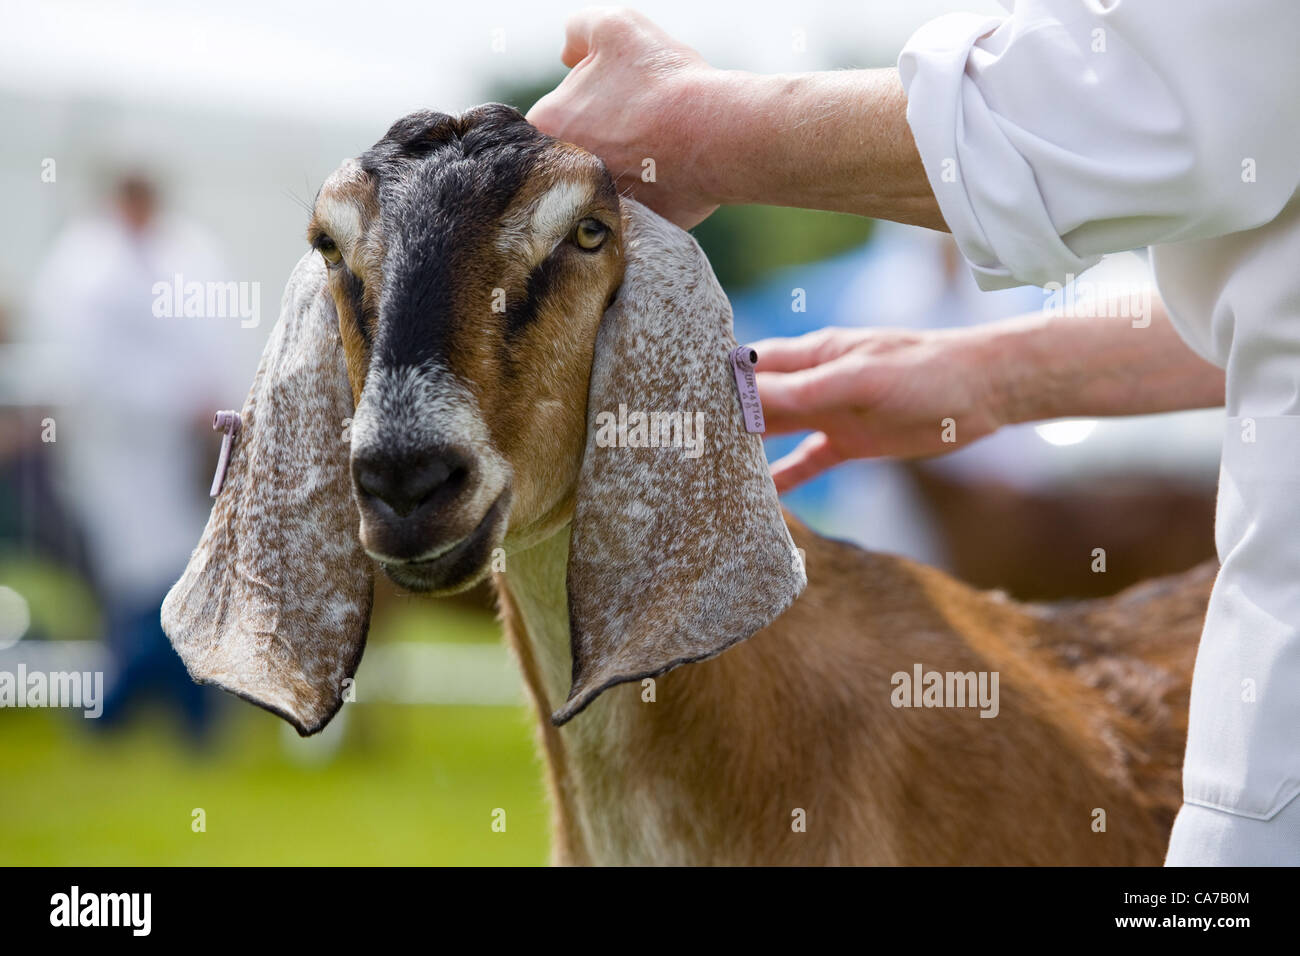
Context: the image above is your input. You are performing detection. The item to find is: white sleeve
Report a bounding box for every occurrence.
[898,1,1300,290]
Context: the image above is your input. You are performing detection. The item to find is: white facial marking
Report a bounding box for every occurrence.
[531,181,593,238]
[497,179,595,262]
[319,195,364,252]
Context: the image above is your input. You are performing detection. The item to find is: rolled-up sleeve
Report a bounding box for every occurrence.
[898,1,1300,291]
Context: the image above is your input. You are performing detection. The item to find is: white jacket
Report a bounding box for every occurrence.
[900,0,1300,821]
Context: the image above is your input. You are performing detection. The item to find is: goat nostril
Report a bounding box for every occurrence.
[353,451,465,518]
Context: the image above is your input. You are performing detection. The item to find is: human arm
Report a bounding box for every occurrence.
[526,8,943,230]
[530,5,1300,281]
[755,297,1225,492]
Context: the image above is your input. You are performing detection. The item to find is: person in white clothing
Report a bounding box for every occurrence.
[528,3,1300,864]
[24,173,241,738]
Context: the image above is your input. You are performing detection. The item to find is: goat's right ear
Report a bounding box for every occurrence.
[555,200,806,725]
[161,251,374,736]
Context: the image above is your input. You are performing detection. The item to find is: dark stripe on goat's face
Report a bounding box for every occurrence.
[319,105,626,555]
[359,106,552,375]
[340,267,371,346]
[506,258,559,338]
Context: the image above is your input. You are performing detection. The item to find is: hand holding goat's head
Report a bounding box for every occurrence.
[162,105,804,734]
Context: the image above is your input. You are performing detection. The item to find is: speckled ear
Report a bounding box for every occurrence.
[161,252,374,736]
[554,200,806,725]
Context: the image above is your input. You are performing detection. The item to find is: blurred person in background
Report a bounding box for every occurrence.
[22,171,235,740]
[529,5,1300,865]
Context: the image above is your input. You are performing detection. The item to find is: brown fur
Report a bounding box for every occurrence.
[498,519,1211,865]
[305,116,1211,864]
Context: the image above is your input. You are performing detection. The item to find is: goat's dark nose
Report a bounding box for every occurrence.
[352,449,466,518]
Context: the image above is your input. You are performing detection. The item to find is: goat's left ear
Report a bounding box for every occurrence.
[554,199,806,725]
[161,252,374,736]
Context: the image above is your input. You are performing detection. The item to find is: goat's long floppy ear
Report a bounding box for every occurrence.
[161,251,373,736]
[554,200,806,725]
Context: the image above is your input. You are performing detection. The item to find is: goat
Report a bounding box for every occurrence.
[161,105,1213,865]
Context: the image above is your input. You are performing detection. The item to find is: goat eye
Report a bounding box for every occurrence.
[573,218,608,251]
[316,236,343,266]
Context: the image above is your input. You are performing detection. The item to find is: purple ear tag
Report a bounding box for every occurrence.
[209,410,242,498]
[729,346,765,434]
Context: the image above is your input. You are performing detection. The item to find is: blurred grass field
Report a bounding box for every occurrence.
[0,702,551,865]
[0,561,553,866]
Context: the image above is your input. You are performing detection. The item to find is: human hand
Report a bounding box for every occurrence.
[753,326,1004,492]
[527,7,724,228]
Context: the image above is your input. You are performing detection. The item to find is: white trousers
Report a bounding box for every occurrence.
[1166,794,1300,866]
[1167,416,1300,865]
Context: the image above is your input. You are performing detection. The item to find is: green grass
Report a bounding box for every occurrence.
[0,701,552,866]
[1,556,550,865]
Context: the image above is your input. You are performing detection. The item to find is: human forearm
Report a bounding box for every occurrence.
[757,295,1225,490]
[527,10,943,230]
[980,298,1226,427]
[691,68,945,230]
